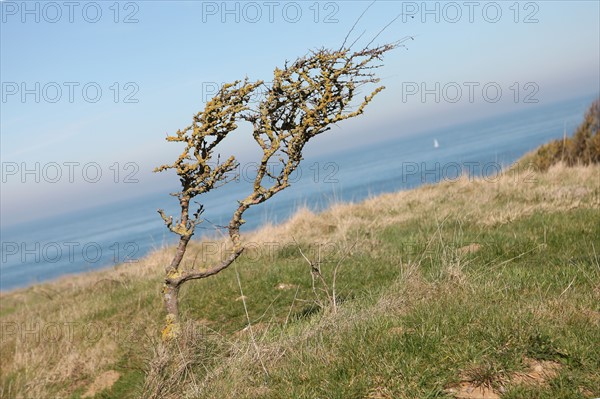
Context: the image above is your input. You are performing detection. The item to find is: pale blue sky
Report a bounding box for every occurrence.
[1,0,599,226]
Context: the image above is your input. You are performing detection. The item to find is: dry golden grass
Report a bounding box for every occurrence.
[238,163,599,258]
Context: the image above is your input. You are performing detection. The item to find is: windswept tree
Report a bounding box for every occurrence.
[155,39,409,340]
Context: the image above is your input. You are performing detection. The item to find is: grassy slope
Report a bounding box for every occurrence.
[1,162,599,399]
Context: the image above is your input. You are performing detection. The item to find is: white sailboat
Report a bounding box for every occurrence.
[433,139,439,149]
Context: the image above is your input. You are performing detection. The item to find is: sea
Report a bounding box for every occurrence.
[1,94,596,291]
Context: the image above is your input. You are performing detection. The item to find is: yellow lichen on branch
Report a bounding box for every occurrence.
[161,314,181,342]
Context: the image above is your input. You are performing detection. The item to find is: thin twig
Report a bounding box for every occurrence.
[366,13,404,49]
[292,236,320,304]
[348,29,367,50]
[340,0,376,50]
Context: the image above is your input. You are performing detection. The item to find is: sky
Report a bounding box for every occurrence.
[1,0,599,227]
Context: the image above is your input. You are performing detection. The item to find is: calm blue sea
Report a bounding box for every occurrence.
[1,94,596,291]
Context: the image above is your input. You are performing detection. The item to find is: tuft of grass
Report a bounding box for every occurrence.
[462,359,507,390]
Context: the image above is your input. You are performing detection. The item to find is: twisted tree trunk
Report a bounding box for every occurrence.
[160,229,245,341]
[161,234,191,340]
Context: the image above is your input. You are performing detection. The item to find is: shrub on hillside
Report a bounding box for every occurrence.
[529,98,599,170]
